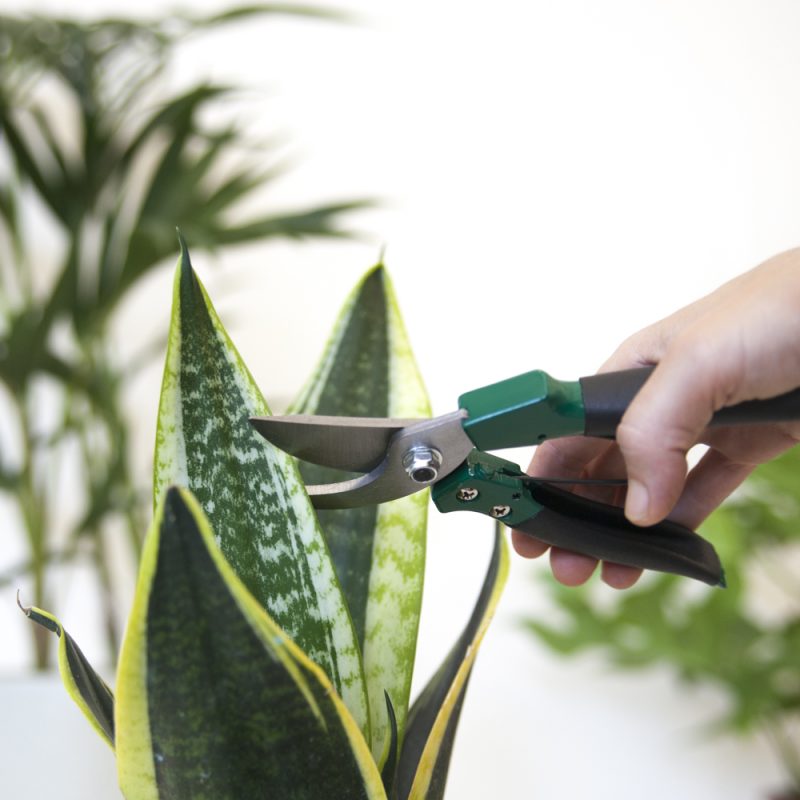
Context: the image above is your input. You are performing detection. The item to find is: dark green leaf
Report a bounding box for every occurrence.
[116,487,385,799]
[395,526,509,800]
[381,692,400,796]
[290,264,430,764]
[20,597,115,748]
[154,240,369,737]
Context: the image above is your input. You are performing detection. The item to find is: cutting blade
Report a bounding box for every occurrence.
[250,411,475,508]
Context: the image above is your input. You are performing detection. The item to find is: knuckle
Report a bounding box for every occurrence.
[616,417,694,472]
[615,418,662,455]
[670,327,745,409]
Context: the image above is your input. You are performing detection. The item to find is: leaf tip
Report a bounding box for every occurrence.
[380,690,399,793]
[17,592,62,636]
[160,485,194,531]
[176,228,191,266]
[16,589,29,617]
[360,262,387,296]
[173,231,203,305]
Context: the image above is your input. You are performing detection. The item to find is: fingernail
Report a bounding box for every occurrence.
[626,480,650,524]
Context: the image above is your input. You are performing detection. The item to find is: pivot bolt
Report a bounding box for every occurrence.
[491,505,512,519]
[403,446,443,484]
[457,487,480,502]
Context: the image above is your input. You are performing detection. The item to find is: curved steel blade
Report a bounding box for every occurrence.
[306,411,475,509]
[250,414,421,472]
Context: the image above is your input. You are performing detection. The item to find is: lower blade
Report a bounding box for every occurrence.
[306,411,475,509]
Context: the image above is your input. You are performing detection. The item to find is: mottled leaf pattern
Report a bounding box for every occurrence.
[25,246,509,800]
[153,240,368,737]
[115,487,386,800]
[291,266,430,763]
[20,601,115,749]
[395,527,509,800]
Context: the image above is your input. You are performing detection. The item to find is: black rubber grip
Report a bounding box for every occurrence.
[580,366,800,438]
[514,481,724,586]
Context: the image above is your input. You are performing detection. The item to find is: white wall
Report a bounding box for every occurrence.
[2,1,799,797]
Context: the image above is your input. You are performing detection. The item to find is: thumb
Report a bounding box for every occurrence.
[616,352,721,526]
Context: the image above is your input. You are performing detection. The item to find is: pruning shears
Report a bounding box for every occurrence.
[251,365,800,587]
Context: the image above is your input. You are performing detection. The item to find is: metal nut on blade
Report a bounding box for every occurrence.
[491,505,512,519]
[402,446,443,484]
[456,487,479,502]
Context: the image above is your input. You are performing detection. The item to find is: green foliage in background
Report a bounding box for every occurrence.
[0,6,367,668]
[22,244,509,799]
[526,448,800,795]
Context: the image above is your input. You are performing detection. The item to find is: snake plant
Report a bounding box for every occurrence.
[21,241,508,799]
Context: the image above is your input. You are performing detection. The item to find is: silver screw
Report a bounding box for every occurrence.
[491,505,512,519]
[403,446,443,484]
[457,487,479,502]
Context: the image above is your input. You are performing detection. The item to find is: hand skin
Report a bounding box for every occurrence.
[513,247,800,589]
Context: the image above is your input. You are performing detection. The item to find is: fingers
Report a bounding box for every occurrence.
[615,340,729,526]
[526,436,614,482]
[513,437,611,565]
[514,437,643,589]
[548,547,642,589]
[510,529,549,559]
[549,549,597,586]
[671,419,800,528]
[511,528,604,587]
[669,447,755,530]
[600,561,643,589]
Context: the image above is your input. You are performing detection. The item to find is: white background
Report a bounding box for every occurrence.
[2,0,800,797]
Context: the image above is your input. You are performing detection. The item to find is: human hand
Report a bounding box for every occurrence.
[513,247,800,588]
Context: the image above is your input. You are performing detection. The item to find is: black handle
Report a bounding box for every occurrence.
[515,481,724,586]
[580,366,800,438]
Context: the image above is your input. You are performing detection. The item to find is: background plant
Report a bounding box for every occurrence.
[0,5,367,669]
[525,448,800,797]
[21,243,508,799]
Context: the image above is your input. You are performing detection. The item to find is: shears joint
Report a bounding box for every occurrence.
[432,451,542,526]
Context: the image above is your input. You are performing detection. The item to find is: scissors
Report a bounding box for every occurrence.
[251,365,800,586]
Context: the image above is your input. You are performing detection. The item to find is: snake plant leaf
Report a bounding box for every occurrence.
[154,239,369,739]
[19,598,115,749]
[394,527,509,800]
[116,486,387,800]
[381,692,400,793]
[290,265,431,764]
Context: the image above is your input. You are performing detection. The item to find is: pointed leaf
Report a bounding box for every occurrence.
[154,240,369,738]
[116,486,386,800]
[395,527,509,800]
[19,597,115,749]
[381,692,400,797]
[290,265,430,763]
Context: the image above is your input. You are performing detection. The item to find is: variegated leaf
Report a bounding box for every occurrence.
[19,598,115,749]
[394,526,509,800]
[290,265,430,765]
[116,486,386,800]
[153,239,368,738]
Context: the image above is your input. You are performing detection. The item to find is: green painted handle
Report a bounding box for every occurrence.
[458,370,585,450]
[459,366,800,450]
